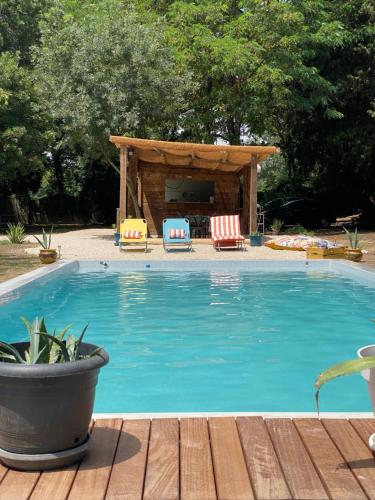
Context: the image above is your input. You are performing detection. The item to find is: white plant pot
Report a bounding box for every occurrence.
[357,344,375,452]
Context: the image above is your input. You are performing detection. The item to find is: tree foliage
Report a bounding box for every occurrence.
[0,0,51,65]
[0,52,48,192]
[36,1,194,167]
[0,0,374,222]
[157,0,346,144]
[277,0,375,213]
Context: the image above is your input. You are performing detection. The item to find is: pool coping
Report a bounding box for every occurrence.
[92,411,375,419]
[1,258,375,301]
[0,259,78,298]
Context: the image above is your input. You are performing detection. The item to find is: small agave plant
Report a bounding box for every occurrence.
[343,226,359,249]
[33,227,53,249]
[0,317,102,364]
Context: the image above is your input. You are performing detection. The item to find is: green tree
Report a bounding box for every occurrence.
[159,0,345,144]
[277,0,375,214]
[35,1,194,210]
[0,52,49,194]
[0,0,51,65]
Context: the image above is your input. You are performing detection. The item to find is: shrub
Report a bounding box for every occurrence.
[270,219,283,234]
[286,225,314,236]
[6,223,26,244]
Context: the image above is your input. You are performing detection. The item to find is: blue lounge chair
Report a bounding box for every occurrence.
[163,218,192,252]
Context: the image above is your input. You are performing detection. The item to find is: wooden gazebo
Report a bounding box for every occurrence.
[109,136,278,236]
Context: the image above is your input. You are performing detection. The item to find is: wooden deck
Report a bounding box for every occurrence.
[1,417,375,499]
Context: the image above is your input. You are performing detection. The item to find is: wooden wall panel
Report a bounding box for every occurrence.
[139,162,240,236]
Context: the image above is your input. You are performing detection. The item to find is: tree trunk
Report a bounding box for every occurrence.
[9,194,29,224]
[53,151,64,194]
[226,117,241,145]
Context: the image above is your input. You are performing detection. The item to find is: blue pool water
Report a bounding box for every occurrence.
[1,269,375,412]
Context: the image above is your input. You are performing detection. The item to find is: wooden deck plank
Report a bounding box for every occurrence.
[2,416,375,500]
[265,419,328,500]
[0,464,8,485]
[180,418,216,500]
[30,422,96,500]
[208,417,254,500]
[68,418,122,500]
[295,418,367,500]
[323,418,375,500]
[106,419,150,500]
[350,418,375,446]
[143,418,179,500]
[30,464,78,500]
[0,470,40,500]
[236,417,291,500]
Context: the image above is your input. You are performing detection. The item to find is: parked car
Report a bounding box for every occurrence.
[262,197,334,229]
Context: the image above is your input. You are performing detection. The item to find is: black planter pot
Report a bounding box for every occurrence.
[0,342,108,470]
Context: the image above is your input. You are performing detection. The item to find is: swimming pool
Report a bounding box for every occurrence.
[1,260,375,413]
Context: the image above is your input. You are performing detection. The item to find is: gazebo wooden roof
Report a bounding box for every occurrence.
[110,136,278,173]
[109,136,279,233]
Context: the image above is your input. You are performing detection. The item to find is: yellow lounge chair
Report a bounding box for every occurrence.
[119,218,148,252]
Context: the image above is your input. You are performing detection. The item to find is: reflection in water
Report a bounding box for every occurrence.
[119,273,148,305]
[210,272,241,290]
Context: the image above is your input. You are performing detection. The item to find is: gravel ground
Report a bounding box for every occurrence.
[22,228,308,261]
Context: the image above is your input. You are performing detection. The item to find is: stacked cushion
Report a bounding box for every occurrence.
[169,229,186,239]
[123,230,142,239]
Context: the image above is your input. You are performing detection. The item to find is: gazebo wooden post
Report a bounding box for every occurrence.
[249,155,258,234]
[119,146,128,224]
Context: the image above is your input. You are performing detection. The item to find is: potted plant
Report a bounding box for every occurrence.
[315,324,375,449]
[343,226,362,262]
[270,218,283,235]
[33,227,58,264]
[0,317,108,470]
[250,231,263,247]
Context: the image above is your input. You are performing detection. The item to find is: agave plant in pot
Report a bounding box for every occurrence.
[33,227,57,264]
[316,322,375,450]
[0,317,108,470]
[343,226,363,262]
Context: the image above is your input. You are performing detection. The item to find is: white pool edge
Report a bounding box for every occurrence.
[92,411,374,419]
[1,258,375,301]
[0,259,77,297]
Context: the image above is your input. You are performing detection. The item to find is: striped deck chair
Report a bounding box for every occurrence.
[210,215,245,250]
[119,218,148,252]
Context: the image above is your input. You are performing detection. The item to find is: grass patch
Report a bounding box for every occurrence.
[0,242,40,282]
